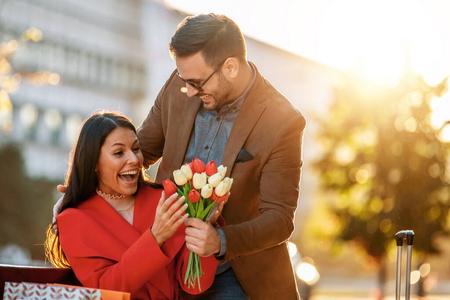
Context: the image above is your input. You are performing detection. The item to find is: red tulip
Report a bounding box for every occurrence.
[209,189,217,200]
[216,192,229,203]
[188,189,200,203]
[187,162,195,174]
[192,158,206,173]
[205,160,218,176]
[163,179,177,196]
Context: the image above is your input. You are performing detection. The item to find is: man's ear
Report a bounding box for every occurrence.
[223,57,240,80]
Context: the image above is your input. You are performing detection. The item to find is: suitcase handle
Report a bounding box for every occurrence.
[396,230,414,246]
[395,230,414,300]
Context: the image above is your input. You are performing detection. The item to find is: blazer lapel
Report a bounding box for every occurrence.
[221,71,267,174]
[171,97,202,171]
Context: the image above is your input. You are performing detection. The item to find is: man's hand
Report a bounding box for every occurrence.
[51,184,67,232]
[207,193,229,225]
[57,184,67,194]
[52,185,67,223]
[184,218,221,257]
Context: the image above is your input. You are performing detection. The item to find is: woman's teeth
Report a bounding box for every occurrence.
[119,170,138,181]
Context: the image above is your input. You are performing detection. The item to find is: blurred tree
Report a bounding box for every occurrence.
[311,69,450,296]
[0,143,58,261]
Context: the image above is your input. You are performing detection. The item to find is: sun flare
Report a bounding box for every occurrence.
[312,0,446,86]
[165,0,450,88]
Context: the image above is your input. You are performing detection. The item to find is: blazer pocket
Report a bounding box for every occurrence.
[230,155,261,194]
[231,154,261,175]
[235,149,254,163]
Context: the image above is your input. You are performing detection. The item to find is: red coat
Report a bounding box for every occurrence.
[57,185,218,299]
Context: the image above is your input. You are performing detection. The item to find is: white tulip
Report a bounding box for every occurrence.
[173,169,188,186]
[217,165,227,178]
[208,173,223,188]
[180,164,193,180]
[201,183,213,198]
[192,172,207,189]
[215,177,233,196]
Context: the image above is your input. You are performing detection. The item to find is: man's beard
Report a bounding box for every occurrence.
[200,75,233,111]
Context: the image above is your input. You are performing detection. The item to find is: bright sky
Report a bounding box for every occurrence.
[164,0,450,139]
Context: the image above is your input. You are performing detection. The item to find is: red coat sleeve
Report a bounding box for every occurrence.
[58,208,179,295]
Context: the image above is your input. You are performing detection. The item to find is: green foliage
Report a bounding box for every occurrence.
[0,143,58,260]
[312,71,450,260]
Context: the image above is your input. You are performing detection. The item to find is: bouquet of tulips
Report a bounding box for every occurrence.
[162,158,233,291]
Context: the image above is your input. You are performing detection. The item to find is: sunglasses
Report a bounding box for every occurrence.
[176,57,229,92]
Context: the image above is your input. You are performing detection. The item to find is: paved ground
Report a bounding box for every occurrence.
[311,296,450,300]
[305,277,450,300]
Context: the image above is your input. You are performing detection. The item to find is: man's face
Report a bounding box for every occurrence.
[176,52,233,111]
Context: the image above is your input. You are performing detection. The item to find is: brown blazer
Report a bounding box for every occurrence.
[137,63,306,299]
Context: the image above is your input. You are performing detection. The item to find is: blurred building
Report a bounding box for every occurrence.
[1,0,152,180]
[0,0,340,218]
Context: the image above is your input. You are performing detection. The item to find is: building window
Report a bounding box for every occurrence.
[43,108,62,144]
[19,103,39,139]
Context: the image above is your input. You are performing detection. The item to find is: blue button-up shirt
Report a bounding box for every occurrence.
[183,63,256,270]
[183,64,256,166]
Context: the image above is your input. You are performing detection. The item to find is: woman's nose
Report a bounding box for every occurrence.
[128,152,139,164]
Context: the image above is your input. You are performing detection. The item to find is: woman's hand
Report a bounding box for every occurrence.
[151,191,188,247]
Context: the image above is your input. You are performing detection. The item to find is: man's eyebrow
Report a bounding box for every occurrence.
[178,72,202,83]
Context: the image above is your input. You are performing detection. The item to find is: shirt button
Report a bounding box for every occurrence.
[216,117,220,121]
[205,146,209,150]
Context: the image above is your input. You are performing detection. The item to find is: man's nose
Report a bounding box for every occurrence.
[186,84,199,98]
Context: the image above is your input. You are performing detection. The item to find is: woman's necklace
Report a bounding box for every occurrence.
[96,188,124,200]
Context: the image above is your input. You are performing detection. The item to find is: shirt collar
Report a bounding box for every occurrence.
[226,62,257,109]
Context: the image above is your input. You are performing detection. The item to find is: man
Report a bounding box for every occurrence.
[137,14,306,299]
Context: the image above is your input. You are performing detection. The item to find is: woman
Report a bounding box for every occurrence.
[45,110,219,299]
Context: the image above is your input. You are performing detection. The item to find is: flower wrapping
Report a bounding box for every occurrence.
[163,158,232,291]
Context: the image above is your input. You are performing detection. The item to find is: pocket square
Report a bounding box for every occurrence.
[235,149,254,163]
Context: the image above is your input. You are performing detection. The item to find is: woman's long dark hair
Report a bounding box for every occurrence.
[45,110,145,268]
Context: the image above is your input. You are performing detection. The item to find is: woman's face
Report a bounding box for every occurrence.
[96,127,143,197]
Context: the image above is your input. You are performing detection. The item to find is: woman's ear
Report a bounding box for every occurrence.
[223,57,240,80]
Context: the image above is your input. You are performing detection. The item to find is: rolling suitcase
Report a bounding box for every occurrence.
[395,230,415,300]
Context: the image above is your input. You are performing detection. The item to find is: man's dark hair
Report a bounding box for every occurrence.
[169,13,247,68]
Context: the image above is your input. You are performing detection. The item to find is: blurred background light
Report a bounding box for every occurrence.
[420,263,431,278]
[437,122,450,143]
[19,103,39,129]
[43,109,62,131]
[296,261,320,286]
[288,241,298,258]
[21,27,43,42]
[65,114,83,146]
[411,270,421,285]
